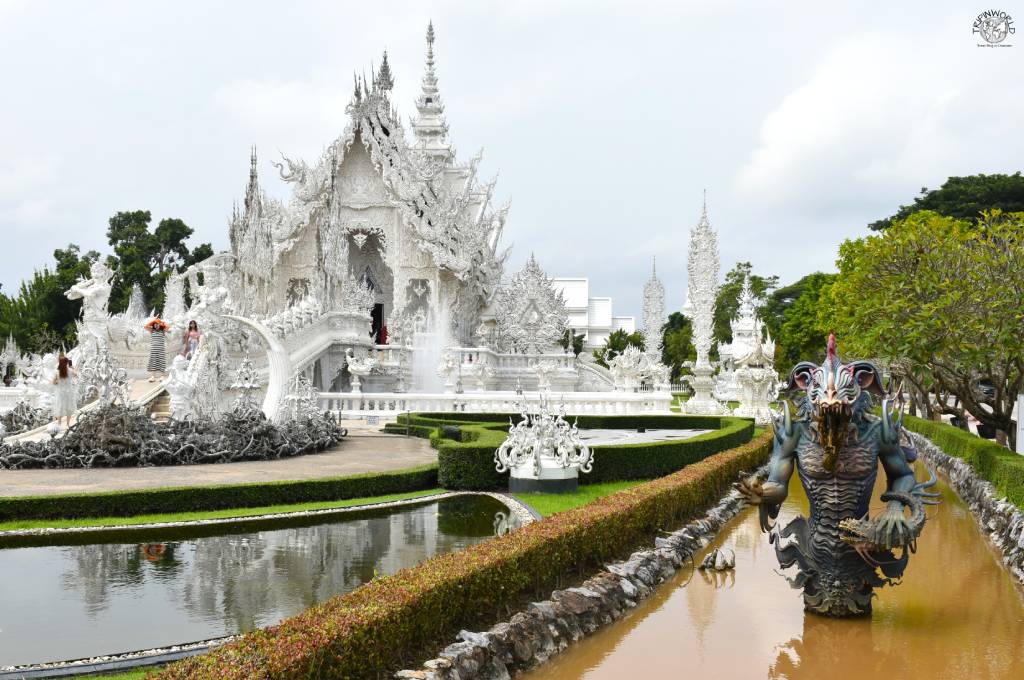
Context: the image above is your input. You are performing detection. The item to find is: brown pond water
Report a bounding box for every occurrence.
[525,465,1024,680]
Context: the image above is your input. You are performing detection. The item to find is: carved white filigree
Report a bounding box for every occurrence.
[494,255,568,354]
[494,396,593,477]
[682,200,727,415]
[642,257,666,359]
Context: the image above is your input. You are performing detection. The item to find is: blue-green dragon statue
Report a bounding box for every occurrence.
[738,334,939,617]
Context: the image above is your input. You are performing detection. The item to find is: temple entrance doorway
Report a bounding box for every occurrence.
[371,303,384,343]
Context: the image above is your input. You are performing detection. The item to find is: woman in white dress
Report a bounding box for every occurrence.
[52,355,77,428]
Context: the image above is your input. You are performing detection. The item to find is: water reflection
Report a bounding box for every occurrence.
[0,495,514,666]
[524,466,1024,680]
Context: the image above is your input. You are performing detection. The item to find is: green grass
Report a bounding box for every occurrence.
[0,488,445,532]
[71,669,155,679]
[513,480,645,516]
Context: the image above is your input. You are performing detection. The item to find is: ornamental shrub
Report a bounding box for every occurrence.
[901,415,1024,508]
[0,464,438,522]
[393,413,754,490]
[157,432,772,680]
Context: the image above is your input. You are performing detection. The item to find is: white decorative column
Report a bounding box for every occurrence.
[642,257,671,391]
[682,197,727,415]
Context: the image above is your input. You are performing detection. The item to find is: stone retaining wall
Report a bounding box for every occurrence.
[400,433,1024,680]
[396,483,751,679]
[912,432,1024,585]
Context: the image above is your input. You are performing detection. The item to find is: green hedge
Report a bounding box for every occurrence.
[158,431,772,680]
[390,413,754,490]
[0,464,439,522]
[902,415,1024,508]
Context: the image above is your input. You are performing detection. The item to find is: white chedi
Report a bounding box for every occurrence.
[730,337,779,425]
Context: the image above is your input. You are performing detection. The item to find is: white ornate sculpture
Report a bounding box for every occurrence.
[229,355,263,415]
[714,274,776,402]
[78,343,129,406]
[66,260,114,354]
[494,397,593,493]
[279,372,323,421]
[682,198,727,415]
[345,348,377,394]
[731,338,779,425]
[162,270,187,329]
[66,260,113,325]
[494,255,568,354]
[533,359,558,392]
[436,350,457,393]
[165,354,195,421]
[642,257,666,360]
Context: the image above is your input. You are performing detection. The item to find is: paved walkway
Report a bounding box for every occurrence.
[0,431,435,497]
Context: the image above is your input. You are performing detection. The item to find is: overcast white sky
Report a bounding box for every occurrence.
[0,1,1020,318]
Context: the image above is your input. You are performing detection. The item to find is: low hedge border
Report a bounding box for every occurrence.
[0,464,439,522]
[388,412,755,490]
[902,415,1024,508]
[157,430,773,680]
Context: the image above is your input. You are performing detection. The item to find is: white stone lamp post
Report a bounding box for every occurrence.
[495,397,593,493]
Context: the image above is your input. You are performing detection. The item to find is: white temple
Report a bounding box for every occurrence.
[713,274,776,403]
[0,23,682,428]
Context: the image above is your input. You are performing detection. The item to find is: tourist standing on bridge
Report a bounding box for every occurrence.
[145,317,169,382]
[51,355,76,429]
[182,320,201,360]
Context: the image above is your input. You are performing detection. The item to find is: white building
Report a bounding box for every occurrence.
[552,278,635,350]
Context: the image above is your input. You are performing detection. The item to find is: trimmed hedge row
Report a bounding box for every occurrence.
[388,412,755,490]
[158,431,773,680]
[902,415,1024,508]
[0,464,439,522]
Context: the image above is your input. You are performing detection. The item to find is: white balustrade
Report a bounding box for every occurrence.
[318,390,674,418]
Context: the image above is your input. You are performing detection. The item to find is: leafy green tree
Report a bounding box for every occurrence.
[869,173,1024,230]
[761,272,836,374]
[660,311,695,381]
[713,262,778,349]
[593,329,645,368]
[105,211,212,313]
[821,210,1023,447]
[559,327,586,357]
[0,244,99,354]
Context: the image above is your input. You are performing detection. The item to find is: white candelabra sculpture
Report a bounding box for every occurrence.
[494,396,593,493]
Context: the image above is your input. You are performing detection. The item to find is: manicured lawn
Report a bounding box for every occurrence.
[0,488,445,532]
[513,480,645,516]
[74,669,155,679]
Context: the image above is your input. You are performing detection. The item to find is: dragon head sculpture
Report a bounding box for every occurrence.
[784,334,885,471]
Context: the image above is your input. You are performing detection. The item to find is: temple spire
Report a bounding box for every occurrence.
[412,20,450,154]
[244,146,261,216]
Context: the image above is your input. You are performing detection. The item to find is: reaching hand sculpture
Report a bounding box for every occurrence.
[737,334,938,617]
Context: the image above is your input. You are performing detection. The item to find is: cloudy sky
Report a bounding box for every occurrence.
[0,1,1020,318]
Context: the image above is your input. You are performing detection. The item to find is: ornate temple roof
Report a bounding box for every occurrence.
[228,23,509,299]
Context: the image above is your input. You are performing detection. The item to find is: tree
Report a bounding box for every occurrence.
[593,329,645,368]
[869,173,1024,231]
[660,312,695,381]
[761,272,836,374]
[559,327,586,357]
[713,262,778,349]
[0,244,99,354]
[821,210,1023,447]
[105,211,212,313]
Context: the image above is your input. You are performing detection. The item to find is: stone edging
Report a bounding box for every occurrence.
[911,432,1024,585]
[0,491,534,678]
[0,491,535,539]
[396,480,755,679]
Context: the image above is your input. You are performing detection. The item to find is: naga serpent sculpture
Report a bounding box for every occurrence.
[738,334,939,617]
